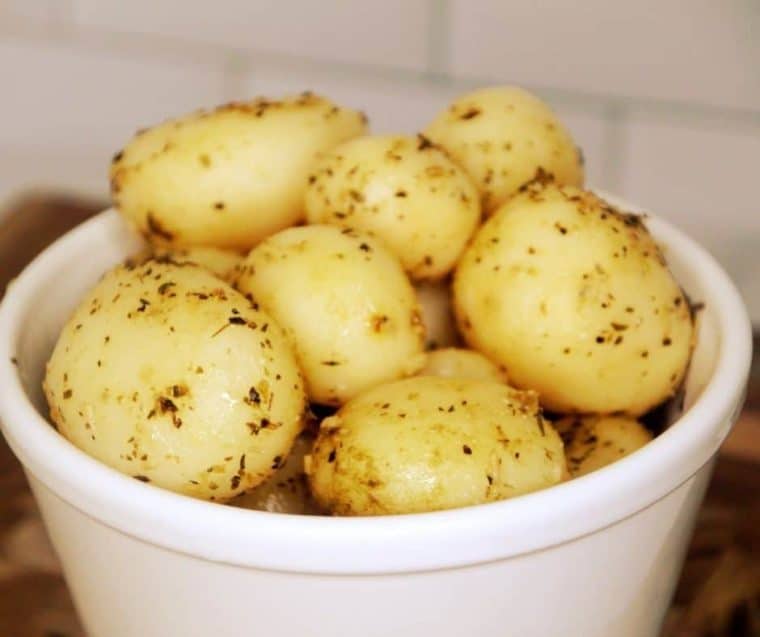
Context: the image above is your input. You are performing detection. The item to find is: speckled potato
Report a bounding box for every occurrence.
[234,225,426,405]
[415,281,460,349]
[234,432,321,514]
[44,260,306,501]
[144,246,243,283]
[304,135,480,280]
[307,376,566,515]
[420,348,508,384]
[555,415,653,477]
[424,87,583,214]
[111,93,367,251]
[453,182,694,416]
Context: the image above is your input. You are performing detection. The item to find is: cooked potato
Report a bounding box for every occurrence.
[453,182,694,416]
[424,87,583,214]
[44,260,306,501]
[420,348,508,384]
[304,135,480,280]
[233,432,321,514]
[234,225,426,405]
[555,415,653,477]
[142,246,243,283]
[307,376,566,515]
[111,93,367,251]
[415,281,460,349]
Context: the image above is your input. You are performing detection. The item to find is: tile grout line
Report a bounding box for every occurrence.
[0,14,759,127]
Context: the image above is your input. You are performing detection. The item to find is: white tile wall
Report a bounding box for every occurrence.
[0,39,225,153]
[242,63,460,134]
[448,0,760,112]
[0,0,758,319]
[620,113,760,313]
[1,0,66,23]
[73,0,433,72]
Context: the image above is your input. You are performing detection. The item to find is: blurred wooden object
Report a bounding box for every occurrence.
[0,192,757,637]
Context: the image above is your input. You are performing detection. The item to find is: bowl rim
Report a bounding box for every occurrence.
[0,202,752,575]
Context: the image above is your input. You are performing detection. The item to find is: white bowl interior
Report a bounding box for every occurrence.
[0,206,750,574]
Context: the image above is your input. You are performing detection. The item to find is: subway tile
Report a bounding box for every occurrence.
[0,38,226,156]
[1,0,62,23]
[73,0,431,72]
[619,114,760,320]
[448,0,760,112]
[242,63,460,134]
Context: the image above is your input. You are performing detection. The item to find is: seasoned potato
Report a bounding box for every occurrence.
[145,246,243,283]
[235,225,426,405]
[307,376,566,515]
[44,260,306,501]
[304,135,480,280]
[420,348,508,384]
[415,281,460,349]
[424,87,583,214]
[453,182,694,416]
[111,93,367,251]
[233,432,321,514]
[555,415,653,477]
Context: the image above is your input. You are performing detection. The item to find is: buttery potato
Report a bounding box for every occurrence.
[304,135,480,280]
[415,281,460,349]
[420,348,508,384]
[111,93,367,251]
[307,376,566,515]
[144,246,243,283]
[44,260,306,501]
[555,415,653,477]
[234,225,426,405]
[453,182,694,416]
[424,87,583,214]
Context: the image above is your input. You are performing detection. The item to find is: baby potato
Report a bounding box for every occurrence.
[304,135,480,280]
[111,93,367,251]
[454,182,694,416]
[424,87,583,214]
[555,415,653,477]
[415,281,460,349]
[144,246,243,283]
[420,348,508,384]
[44,260,306,501]
[233,432,321,514]
[307,376,566,515]
[234,225,426,406]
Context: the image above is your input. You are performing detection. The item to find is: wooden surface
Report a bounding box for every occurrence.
[0,193,757,637]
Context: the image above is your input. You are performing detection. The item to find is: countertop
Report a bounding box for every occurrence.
[0,193,757,637]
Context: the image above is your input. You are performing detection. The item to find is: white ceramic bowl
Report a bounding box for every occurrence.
[0,203,752,637]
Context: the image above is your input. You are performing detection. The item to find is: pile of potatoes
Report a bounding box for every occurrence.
[44,87,695,515]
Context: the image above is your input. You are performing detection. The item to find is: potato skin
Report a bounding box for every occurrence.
[111,93,367,251]
[453,182,694,416]
[420,348,508,384]
[234,225,426,406]
[44,260,306,501]
[555,415,653,477]
[142,246,243,283]
[304,135,480,280]
[307,376,566,515]
[424,87,583,214]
